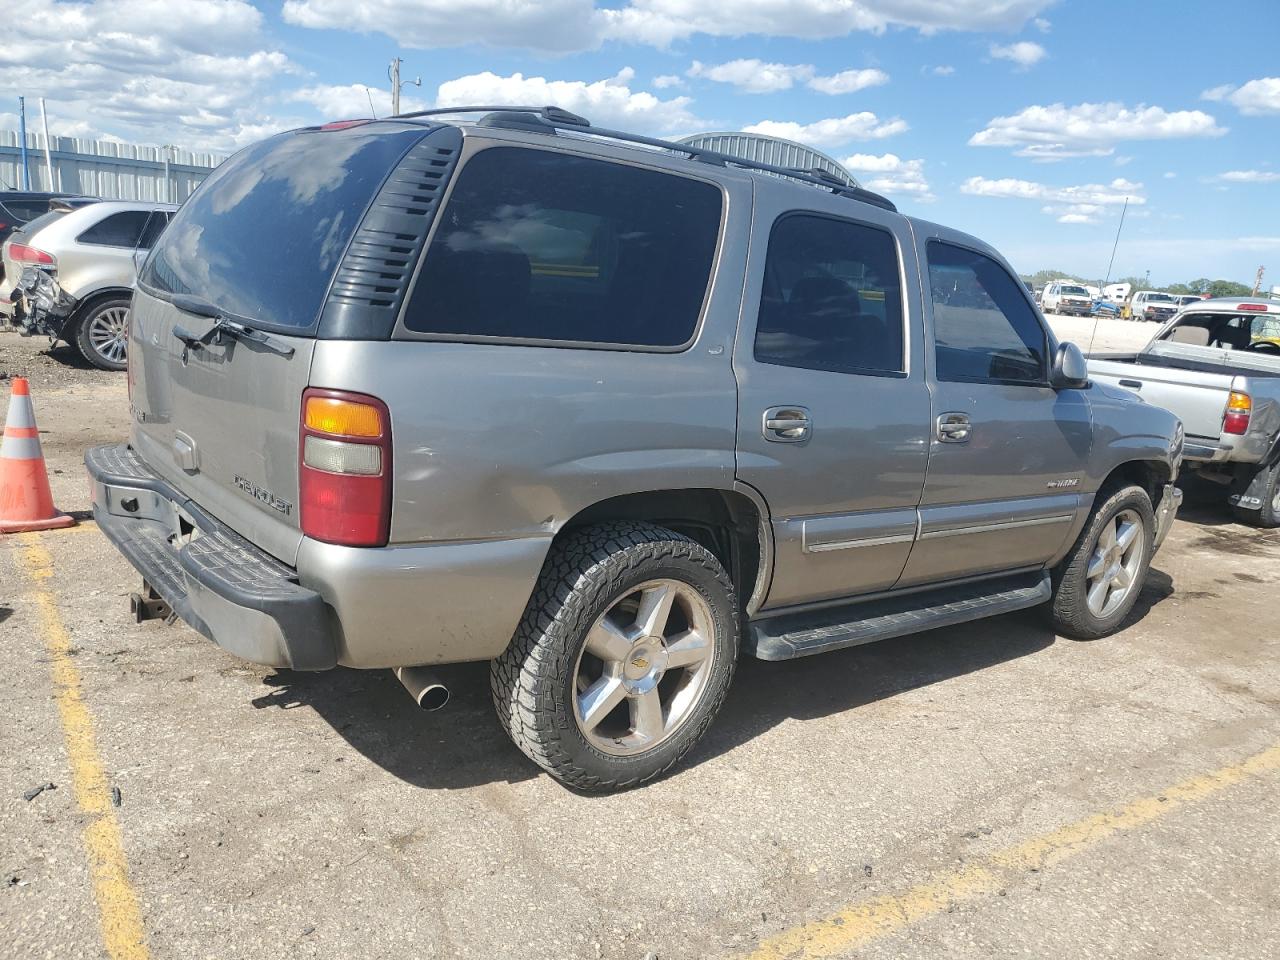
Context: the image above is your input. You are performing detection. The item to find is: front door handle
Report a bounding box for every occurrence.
[763,406,811,442]
[937,412,971,443]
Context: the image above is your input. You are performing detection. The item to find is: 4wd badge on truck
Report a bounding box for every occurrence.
[234,475,293,516]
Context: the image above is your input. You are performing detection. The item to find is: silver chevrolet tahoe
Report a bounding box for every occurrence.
[87,107,1183,791]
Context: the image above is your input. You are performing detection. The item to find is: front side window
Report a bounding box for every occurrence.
[402,147,723,348]
[753,213,905,376]
[137,212,170,250]
[78,210,150,248]
[928,241,1047,385]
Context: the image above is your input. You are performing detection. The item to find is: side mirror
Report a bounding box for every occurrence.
[1051,341,1090,390]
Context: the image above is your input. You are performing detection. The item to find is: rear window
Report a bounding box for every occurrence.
[402,147,723,348]
[15,209,66,239]
[140,127,424,330]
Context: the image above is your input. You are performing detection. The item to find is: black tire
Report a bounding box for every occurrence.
[73,296,131,371]
[490,521,739,792]
[1050,484,1155,640]
[1229,461,1280,528]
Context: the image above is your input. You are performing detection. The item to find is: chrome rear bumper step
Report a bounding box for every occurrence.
[747,571,1051,661]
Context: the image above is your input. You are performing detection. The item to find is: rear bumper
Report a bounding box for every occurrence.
[1154,482,1182,552]
[87,443,551,670]
[86,444,339,670]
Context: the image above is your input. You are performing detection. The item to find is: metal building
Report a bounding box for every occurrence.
[677,132,861,187]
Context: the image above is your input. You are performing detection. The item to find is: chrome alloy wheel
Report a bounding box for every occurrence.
[87,305,130,365]
[573,579,716,757]
[1085,508,1145,618]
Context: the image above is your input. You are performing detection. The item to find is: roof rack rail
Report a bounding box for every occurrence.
[391,105,898,213]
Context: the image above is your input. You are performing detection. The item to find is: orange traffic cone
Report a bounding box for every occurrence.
[0,377,75,532]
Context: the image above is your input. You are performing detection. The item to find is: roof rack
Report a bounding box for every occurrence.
[392,105,898,213]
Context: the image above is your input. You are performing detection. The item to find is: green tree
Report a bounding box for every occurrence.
[1205,279,1253,298]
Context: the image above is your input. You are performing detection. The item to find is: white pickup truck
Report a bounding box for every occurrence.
[1089,297,1280,527]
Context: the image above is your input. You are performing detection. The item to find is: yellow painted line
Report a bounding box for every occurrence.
[18,533,150,960]
[745,741,1280,960]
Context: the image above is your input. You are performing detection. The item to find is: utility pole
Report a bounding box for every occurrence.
[39,97,55,191]
[1252,265,1265,297]
[18,96,30,189]
[389,58,421,117]
[390,57,401,117]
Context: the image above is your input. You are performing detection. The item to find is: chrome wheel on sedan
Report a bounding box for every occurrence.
[75,296,132,371]
[1085,508,1145,617]
[573,578,716,756]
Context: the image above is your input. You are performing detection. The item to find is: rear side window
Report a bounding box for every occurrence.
[141,127,424,330]
[928,241,1047,385]
[754,213,904,376]
[402,147,723,348]
[78,210,150,248]
[2,200,54,222]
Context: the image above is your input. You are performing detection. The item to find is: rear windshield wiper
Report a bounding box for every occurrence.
[172,294,295,359]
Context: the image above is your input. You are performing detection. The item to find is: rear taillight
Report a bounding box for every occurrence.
[1224,391,1251,436]
[9,242,55,265]
[299,388,391,547]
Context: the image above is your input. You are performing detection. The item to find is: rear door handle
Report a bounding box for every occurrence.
[1118,379,1143,389]
[937,412,971,443]
[763,406,811,442]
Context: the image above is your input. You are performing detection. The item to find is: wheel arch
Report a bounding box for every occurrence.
[65,286,133,336]
[1101,458,1174,507]
[557,486,773,615]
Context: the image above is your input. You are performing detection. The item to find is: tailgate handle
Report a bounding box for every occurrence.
[1118,379,1143,389]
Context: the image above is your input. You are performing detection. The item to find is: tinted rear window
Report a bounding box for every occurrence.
[140,127,423,330]
[402,147,723,348]
[15,209,66,239]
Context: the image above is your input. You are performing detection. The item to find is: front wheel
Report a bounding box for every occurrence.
[1050,484,1155,639]
[74,296,131,371]
[491,522,739,792]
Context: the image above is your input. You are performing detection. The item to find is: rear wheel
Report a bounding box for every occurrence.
[1050,484,1154,639]
[1229,461,1280,528]
[74,296,130,371]
[491,522,739,792]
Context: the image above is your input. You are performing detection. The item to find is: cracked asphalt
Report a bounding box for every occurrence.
[2,323,1278,960]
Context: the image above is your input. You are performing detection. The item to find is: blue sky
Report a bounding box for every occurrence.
[3,0,1277,286]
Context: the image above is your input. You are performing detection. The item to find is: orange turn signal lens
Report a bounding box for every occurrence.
[1228,391,1252,413]
[305,397,382,437]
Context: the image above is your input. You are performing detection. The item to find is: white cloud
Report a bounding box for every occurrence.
[843,152,933,201]
[807,68,890,95]
[283,0,600,53]
[0,0,298,150]
[287,84,426,120]
[652,74,684,89]
[930,65,956,76]
[688,59,812,93]
[600,0,1057,46]
[743,112,907,147]
[1213,170,1280,184]
[1202,77,1280,115]
[283,0,1055,51]
[1034,17,1051,32]
[989,41,1046,68]
[686,60,888,96]
[962,176,1144,224]
[434,68,702,136]
[970,102,1227,158]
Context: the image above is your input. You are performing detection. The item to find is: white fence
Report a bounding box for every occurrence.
[0,131,225,202]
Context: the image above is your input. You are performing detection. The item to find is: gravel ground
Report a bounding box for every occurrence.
[2,328,1277,960]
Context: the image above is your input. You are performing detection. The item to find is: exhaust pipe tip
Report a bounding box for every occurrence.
[394,666,450,711]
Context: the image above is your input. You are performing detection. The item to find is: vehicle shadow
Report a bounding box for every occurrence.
[41,342,98,370]
[250,569,1178,792]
